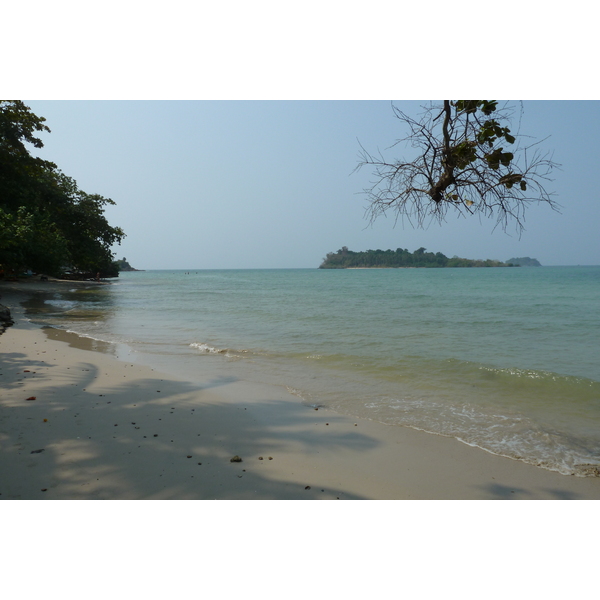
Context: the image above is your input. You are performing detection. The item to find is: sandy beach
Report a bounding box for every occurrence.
[1,279,600,500]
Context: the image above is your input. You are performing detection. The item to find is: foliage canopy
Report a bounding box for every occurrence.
[320,246,511,269]
[0,101,124,277]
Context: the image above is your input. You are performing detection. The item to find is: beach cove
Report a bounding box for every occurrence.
[1,278,599,500]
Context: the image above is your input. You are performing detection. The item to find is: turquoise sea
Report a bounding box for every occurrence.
[24,266,600,477]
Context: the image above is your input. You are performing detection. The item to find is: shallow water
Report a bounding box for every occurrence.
[24,266,600,476]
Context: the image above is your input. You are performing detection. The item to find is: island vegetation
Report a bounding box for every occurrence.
[320,246,513,269]
[506,256,542,267]
[0,101,124,279]
[114,257,143,272]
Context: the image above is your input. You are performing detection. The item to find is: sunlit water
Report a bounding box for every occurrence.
[23,266,600,476]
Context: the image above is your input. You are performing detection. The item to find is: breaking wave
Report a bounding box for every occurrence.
[189,342,229,355]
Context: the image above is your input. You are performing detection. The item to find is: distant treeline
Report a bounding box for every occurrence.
[506,256,541,267]
[319,247,514,269]
[114,257,143,272]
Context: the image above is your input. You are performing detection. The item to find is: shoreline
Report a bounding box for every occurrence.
[1,281,600,499]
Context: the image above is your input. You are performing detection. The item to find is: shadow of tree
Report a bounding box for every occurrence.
[0,352,55,378]
[478,483,532,500]
[539,487,586,500]
[478,481,586,500]
[1,359,378,499]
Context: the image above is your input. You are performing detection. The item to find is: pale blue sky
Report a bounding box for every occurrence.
[24,100,600,268]
[10,2,598,269]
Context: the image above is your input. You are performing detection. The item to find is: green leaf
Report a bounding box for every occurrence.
[480,101,498,115]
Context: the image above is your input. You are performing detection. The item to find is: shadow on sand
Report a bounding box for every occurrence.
[0,350,377,500]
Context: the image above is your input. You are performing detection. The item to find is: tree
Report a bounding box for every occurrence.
[356,101,558,233]
[319,246,506,268]
[0,101,124,277]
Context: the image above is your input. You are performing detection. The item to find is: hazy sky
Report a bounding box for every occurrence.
[10,4,598,270]
[23,100,599,268]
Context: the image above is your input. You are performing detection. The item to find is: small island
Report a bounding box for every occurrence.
[506,257,542,267]
[319,247,515,269]
[114,257,144,272]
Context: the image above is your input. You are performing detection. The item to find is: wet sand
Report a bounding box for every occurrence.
[1,280,600,500]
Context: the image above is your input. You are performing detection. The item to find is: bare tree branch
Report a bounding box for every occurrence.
[356,101,560,235]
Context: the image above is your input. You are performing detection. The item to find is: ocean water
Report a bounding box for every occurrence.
[23,266,600,477]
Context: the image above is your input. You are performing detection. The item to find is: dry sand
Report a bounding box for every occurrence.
[2,280,600,500]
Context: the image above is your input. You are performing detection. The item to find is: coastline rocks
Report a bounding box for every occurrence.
[0,303,14,334]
